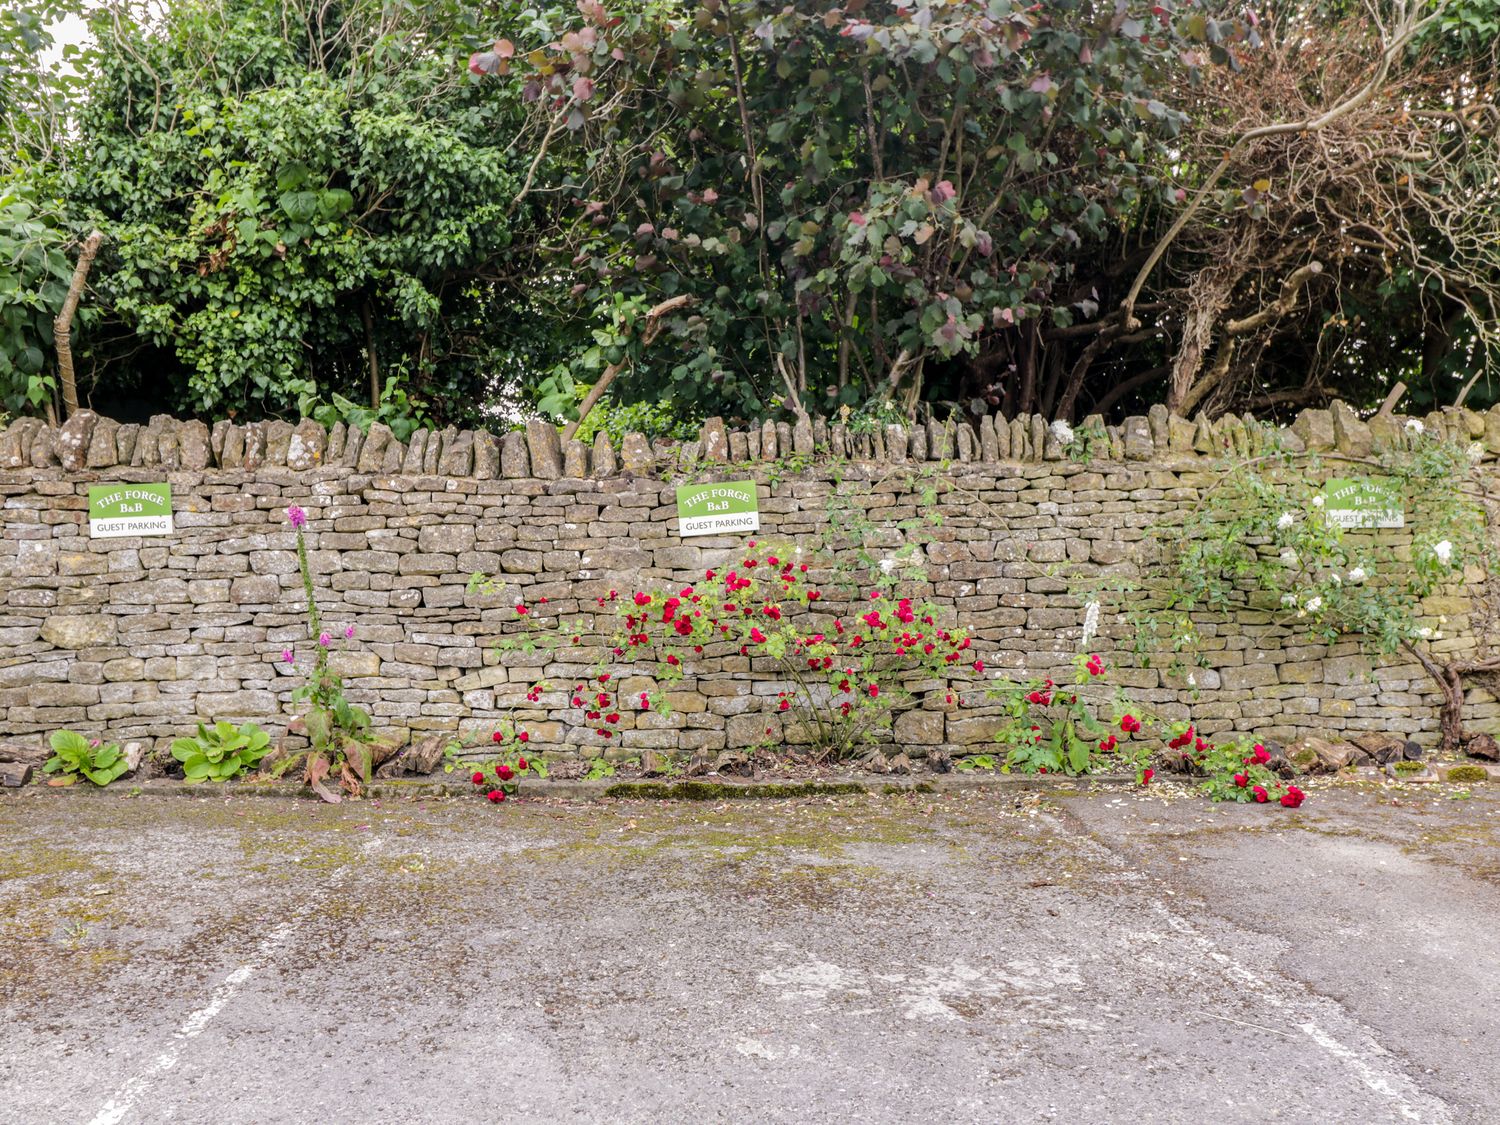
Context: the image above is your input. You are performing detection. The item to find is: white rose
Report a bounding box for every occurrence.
[1348,567,1367,584]
[1311,494,1325,508]
[1432,540,1454,566]
[1277,512,1295,530]
[1281,593,1297,607]
[1405,419,1425,435]
[1305,596,1323,613]
[1416,626,1433,639]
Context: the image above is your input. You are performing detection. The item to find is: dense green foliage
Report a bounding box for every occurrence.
[492,0,1257,420]
[170,720,272,783]
[0,0,1495,428]
[0,185,77,413]
[8,0,564,426]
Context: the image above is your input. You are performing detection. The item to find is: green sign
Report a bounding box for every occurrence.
[675,480,759,537]
[88,483,174,538]
[1322,477,1403,529]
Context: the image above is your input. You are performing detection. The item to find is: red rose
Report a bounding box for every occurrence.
[1253,785,1269,803]
[778,699,790,711]
[486,790,505,803]
[633,592,650,606]
[1280,785,1305,808]
[1120,715,1142,735]
[492,731,504,743]
[1252,744,1271,764]
[606,713,620,724]
[516,757,529,771]
[471,771,485,785]
[1141,769,1154,785]
[519,732,529,742]
[1234,773,1248,787]
[867,684,879,699]
[497,764,514,781]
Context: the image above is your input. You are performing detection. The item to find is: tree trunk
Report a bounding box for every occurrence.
[53,230,104,420]
[361,301,381,408]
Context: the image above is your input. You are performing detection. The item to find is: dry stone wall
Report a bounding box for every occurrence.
[2,403,1498,760]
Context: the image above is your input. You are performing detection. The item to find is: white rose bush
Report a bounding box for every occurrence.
[1151,425,1497,754]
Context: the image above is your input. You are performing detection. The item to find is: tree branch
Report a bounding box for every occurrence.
[1118,0,1447,329]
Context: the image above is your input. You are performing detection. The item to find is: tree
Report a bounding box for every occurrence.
[484,0,1258,422]
[482,0,1499,426]
[1118,0,1500,419]
[10,0,562,427]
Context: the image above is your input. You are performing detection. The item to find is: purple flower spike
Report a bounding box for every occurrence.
[281,648,294,664]
[344,624,355,639]
[318,632,330,647]
[287,505,307,530]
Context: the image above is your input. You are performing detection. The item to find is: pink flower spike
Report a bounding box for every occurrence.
[286,505,307,529]
[318,632,330,647]
[281,648,294,664]
[344,624,355,639]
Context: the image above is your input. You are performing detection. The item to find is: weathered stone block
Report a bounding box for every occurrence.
[440,430,475,476]
[526,419,563,478]
[286,418,327,470]
[357,423,392,471]
[57,409,98,471]
[40,615,117,649]
[501,431,529,477]
[1291,409,1335,452]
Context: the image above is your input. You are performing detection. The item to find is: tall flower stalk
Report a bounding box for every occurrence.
[277,504,374,800]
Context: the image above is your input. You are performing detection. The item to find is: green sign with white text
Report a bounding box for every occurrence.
[88,483,174,538]
[675,480,759,537]
[1322,477,1403,529]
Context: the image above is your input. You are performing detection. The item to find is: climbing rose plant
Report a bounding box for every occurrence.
[1154,429,1495,754]
[509,542,980,762]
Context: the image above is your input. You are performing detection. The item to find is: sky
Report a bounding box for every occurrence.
[42,11,93,70]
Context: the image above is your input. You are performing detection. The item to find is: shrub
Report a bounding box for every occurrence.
[1198,738,1305,807]
[547,541,979,762]
[443,725,547,804]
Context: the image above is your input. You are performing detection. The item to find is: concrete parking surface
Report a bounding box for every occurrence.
[2,782,1498,1124]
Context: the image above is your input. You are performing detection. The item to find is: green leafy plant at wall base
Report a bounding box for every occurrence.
[43,730,128,787]
[171,721,272,782]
